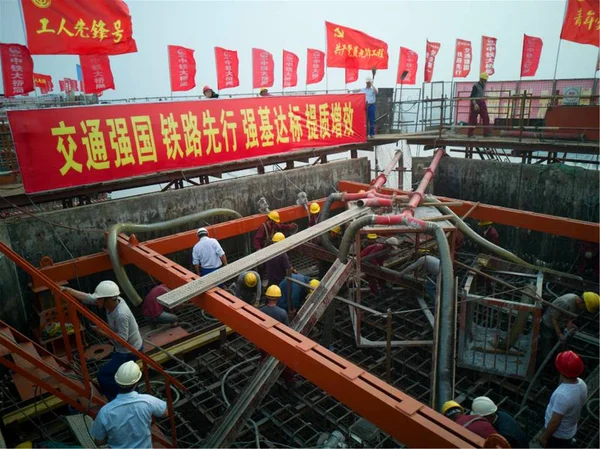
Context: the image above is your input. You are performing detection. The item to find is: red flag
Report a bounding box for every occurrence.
[306,49,325,85]
[326,21,389,69]
[520,35,543,77]
[282,50,299,88]
[397,47,418,85]
[33,73,53,94]
[424,40,441,83]
[252,48,274,89]
[215,47,239,90]
[20,0,136,55]
[80,54,115,94]
[59,79,66,92]
[345,67,359,84]
[453,39,472,78]
[0,44,34,97]
[68,78,79,92]
[480,36,497,76]
[560,0,600,47]
[167,46,196,92]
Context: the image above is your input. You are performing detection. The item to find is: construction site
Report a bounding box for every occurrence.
[0,74,599,449]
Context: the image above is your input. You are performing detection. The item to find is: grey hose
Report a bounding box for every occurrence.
[318,193,344,255]
[108,209,244,306]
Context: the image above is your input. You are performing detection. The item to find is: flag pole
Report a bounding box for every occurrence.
[552,1,568,104]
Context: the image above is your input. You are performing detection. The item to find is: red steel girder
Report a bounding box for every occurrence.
[115,236,485,448]
[34,199,344,289]
[338,180,599,243]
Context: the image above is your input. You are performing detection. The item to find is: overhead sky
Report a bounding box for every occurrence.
[1,0,598,98]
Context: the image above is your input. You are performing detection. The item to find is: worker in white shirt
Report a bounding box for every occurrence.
[400,253,441,302]
[192,227,227,276]
[361,77,378,137]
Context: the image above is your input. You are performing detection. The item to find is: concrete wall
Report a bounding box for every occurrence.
[413,156,599,267]
[0,158,370,330]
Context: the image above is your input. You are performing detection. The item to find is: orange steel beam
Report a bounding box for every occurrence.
[339,180,600,243]
[115,236,484,448]
[34,199,343,289]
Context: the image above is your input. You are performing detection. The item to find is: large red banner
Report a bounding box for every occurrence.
[8,94,367,194]
[306,49,325,85]
[326,21,388,69]
[560,0,600,47]
[21,0,137,55]
[282,50,299,88]
[1,44,34,97]
[520,35,543,77]
[397,47,418,85]
[424,40,440,83]
[34,73,53,94]
[453,39,472,78]
[168,45,196,92]
[480,36,497,76]
[252,48,274,89]
[80,54,115,94]
[215,47,239,90]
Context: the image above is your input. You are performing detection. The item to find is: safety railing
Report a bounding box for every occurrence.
[0,241,184,447]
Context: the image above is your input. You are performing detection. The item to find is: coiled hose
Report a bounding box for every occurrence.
[108,208,245,306]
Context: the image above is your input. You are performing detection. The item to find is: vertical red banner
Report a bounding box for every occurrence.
[0,43,34,97]
[520,35,543,77]
[397,47,418,85]
[480,36,497,76]
[80,54,115,94]
[68,78,79,92]
[424,40,441,83]
[252,48,274,89]
[306,48,325,85]
[168,45,196,92]
[453,39,472,78]
[34,73,53,94]
[282,50,299,88]
[560,0,600,47]
[345,67,358,84]
[215,47,239,90]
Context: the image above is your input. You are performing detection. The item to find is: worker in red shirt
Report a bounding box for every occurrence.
[360,237,399,296]
[142,284,178,328]
[253,210,298,251]
[441,401,498,440]
[308,203,321,227]
[478,221,500,246]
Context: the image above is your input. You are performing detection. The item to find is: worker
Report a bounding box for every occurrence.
[539,351,588,448]
[308,202,321,227]
[400,253,440,302]
[441,400,498,439]
[539,292,598,362]
[259,87,271,97]
[471,396,529,448]
[259,286,296,386]
[478,221,500,246]
[468,73,491,137]
[360,237,399,296]
[265,232,294,286]
[353,77,378,137]
[277,274,318,312]
[253,210,298,251]
[142,283,178,328]
[90,361,168,448]
[62,281,143,401]
[203,85,219,98]
[192,227,227,276]
[577,241,599,280]
[235,271,261,306]
[361,232,378,250]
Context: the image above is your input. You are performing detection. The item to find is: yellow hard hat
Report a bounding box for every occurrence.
[441,400,464,416]
[480,72,489,81]
[419,249,431,255]
[309,279,320,289]
[309,203,321,214]
[331,226,342,235]
[583,292,599,313]
[244,272,257,288]
[268,210,280,223]
[367,233,378,240]
[260,87,268,93]
[359,189,366,194]
[265,285,282,298]
[478,220,493,226]
[272,232,285,243]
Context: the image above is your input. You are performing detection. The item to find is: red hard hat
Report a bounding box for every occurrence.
[203,85,211,92]
[555,350,584,378]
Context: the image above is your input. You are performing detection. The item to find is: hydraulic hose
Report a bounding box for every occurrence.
[318,193,344,255]
[108,208,244,306]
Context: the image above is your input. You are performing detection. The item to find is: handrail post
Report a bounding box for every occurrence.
[143,361,152,394]
[518,92,527,142]
[67,300,90,397]
[165,378,177,447]
[53,291,73,361]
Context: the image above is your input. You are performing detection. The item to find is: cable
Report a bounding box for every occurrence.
[142,338,196,375]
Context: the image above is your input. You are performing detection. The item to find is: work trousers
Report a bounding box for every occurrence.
[148,311,178,325]
[98,349,140,400]
[468,100,490,136]
[547,435,574,448]
[367,103,376,137]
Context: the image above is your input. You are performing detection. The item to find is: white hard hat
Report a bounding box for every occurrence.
[471,396,498,416]
[93,280,120,298]
[114,361,142,386]
[365,77,373,82]
[386,237,399,246]
[197,227,208,236]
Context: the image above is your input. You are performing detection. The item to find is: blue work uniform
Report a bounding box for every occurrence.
[277,274,310,310]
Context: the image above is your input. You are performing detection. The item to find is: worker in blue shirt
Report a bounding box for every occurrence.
[90,361,168,448]
[277,274,319,312]
[358,77,378,137]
